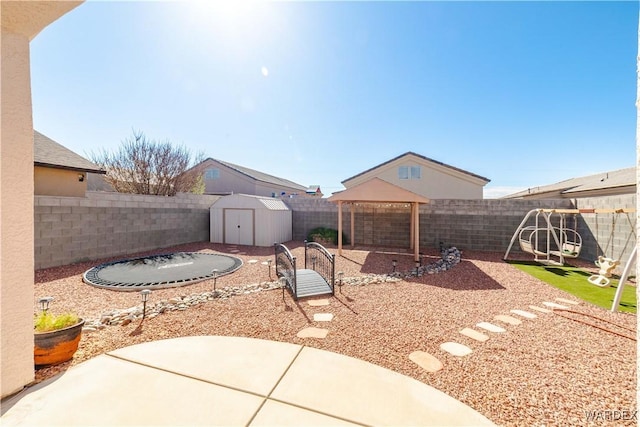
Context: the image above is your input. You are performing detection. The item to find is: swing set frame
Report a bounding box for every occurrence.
[504,207,636,312]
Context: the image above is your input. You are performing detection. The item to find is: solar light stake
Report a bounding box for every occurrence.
[337,271,344,293]
[419,252,424,266]
[267,259,273,280]
[140,290,151,319]
[38,296,54,313]
[392,259,397,273]
[212,269,219,294]
[415,260,421,275]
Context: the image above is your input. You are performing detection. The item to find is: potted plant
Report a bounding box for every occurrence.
[34,297,84,367]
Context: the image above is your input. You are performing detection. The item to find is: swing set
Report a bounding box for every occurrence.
[504,208,636,312]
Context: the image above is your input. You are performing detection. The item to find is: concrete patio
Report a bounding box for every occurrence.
[1,336,494,426]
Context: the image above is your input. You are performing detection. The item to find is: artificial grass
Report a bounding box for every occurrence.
[507,261,637,314]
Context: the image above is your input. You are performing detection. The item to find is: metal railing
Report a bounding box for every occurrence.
[304,240,335,295]
[274,243,297,297]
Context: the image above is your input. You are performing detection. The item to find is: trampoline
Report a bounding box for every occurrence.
[83,252,243,291]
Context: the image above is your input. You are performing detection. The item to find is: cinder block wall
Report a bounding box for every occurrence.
[285,198,575,251]
[35,192,220,269]
[575,194,636,268]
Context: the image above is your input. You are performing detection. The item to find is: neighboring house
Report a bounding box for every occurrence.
[306,185,323,197]
[502,167,635,199]
[191,158,308,197]
[341,152,490,199]
[34,130,105,197]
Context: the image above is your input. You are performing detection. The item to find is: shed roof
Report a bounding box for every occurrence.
[34,130,105,174]
[210,193,290,210]
[328,178,429,204]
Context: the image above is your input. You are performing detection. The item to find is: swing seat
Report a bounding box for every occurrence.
[594,256,619,277]
[588,274,611,288]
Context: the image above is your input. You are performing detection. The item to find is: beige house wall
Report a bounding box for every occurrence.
[344,154,486,199]
[0,1,83,398]
[34,166,87,197]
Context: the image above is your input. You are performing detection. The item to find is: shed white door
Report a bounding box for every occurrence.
[224,209,253,245]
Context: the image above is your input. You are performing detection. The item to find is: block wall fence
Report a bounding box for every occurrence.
[35,192,637,271]
[35,192,220,269]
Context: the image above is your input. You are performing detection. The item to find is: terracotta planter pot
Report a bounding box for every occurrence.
[34,319,84,367]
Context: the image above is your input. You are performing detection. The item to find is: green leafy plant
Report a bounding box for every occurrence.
[34,312,80,333]
[306,227,349,245]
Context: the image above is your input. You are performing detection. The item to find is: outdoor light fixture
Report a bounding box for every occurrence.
[38,296,54,312]
[415,260,421,275]
[337,271,344,293]
[392,259,397,273]
[266,259,273,280]
[419,252,424,266]
[140,289,151,319]
[212,269,219,293]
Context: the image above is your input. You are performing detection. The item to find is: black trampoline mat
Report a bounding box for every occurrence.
[83,252,243,291]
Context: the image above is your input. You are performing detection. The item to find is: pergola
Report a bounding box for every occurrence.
[327,178,430,260]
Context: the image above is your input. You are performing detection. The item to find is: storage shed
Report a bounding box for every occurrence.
[210,194,292,246]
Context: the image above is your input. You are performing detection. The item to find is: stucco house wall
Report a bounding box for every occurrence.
[195,158,307,197]
[342,152,489,200]
[35,165,87,197]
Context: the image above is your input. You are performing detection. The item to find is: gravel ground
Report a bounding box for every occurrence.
[33,242,637,426]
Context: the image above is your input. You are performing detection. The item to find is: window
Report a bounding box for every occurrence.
[204,168,220,180]
[398,166,409,180]
[398,166,421,180]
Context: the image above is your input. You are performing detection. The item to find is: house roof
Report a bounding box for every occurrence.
[328,177,429,204]
[34,130,105,174]
[201,158,307,192]
[342,151,490,185]
[502,167,636,199]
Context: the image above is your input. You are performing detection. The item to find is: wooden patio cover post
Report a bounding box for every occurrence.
[328,178,429,261]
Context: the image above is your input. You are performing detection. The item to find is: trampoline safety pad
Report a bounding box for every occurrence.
[83,252,243,291]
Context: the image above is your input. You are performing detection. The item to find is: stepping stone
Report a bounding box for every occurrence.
[529,305,551,314]
[261,261,270,266]
[510,309,537,319]
[459,328,489,342]
[476,322,506,333]
[307,299,330,307]
[409,351,443,372]
[556,297,579,305]
[440,342,473,357]
[297,327,329,339]
[494,315,522,326]
[542,301,569,309]
[313,313,334,322]
[248,260,258,264]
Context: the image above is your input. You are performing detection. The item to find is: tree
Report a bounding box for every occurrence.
[90,130,205,196]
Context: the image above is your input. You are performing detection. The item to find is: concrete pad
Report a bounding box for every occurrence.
[271,347,494,426]
[409,351,443,373]
[460,328,490,342]
[108,336,301,396]
[297,327,329,338]
[476,322,506,333]
[494,315,522,326]
[307,299,330,307]
[313,313,334,322]
[556,297,579,305]
[529,305,552,314]
[250,400,359,426]
[510,309,537,319]
[1,355,263,426]
[542,301,569,309]
[440,342,473,357]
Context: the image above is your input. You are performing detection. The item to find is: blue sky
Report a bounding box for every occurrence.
[31,1,638,198]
